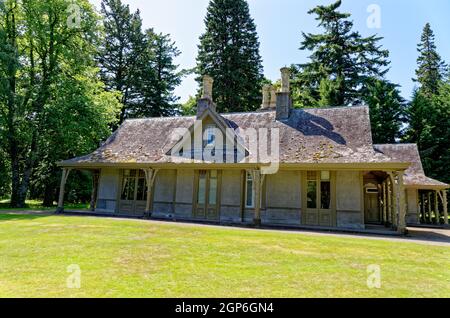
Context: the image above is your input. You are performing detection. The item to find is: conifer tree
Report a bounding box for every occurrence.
[196,0,263,113]
[292,0,389,107]
[414,23,447,96]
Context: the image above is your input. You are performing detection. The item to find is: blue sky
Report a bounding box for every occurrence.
[89,0,450,103]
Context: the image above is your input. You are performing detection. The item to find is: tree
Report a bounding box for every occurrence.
[196,0,264,113]
[132,30,182,117]
[292,0,390,107]
[98,0,147,123]
[0,0,116,207]
[363,78,406,144]
[414,23,447,96]
[180,96,197,116]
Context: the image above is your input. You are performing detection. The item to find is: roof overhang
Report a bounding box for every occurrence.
[57,161,410,171]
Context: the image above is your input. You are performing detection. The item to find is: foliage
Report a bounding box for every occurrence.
[363,78,406,144]
[98,0,182,121]
[131,30,182,118]
[414,23,447,96]
[292,0,390,107]
[180,95,197,116]
[0,0,118,207]
[196,0,264,113]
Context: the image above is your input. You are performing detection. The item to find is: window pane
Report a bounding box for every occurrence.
[246,173,254,207]
[307,171,317,180]
[197,172,206,204]
[209,172,218,205]
[130,170,137,177]
[307,181,317,209]
[321,181,331,210]
[121,178,135,200]
[136,178,147,201]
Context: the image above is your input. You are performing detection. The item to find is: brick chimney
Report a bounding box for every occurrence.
[197,75,216,117]
[276,67,292,120]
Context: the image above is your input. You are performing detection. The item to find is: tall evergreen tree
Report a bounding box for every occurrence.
[98,0,147,123]
[196,0,263,113]
[414,23,446,96]
[363,78,406,144]
[292,0,390,107]
[132,31,182,117]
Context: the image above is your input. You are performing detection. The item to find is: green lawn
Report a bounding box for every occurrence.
[0,199,88,211]
[0,213,448,298]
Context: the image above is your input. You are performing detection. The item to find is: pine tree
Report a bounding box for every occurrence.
[415,23,447,96]
[292,0,389,107]
[363,78,406,144]
[132,31,182,117]
[196,0,264,113]
[98,0,147,123]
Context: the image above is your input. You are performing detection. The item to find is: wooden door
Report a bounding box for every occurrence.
[119,170,147,216]
[303,171,335,227]
[365,190,381,224]
[194,170,220,220]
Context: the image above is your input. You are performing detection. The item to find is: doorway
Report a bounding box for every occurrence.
[364,185,381,224]
[119,169,147,216]
[194,170,221,220]
[302,171,336,227]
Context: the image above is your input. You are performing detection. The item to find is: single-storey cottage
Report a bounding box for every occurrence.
[58,68,449,233]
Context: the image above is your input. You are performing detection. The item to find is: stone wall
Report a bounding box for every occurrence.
[336,171,364,229]
[96,168,120,213]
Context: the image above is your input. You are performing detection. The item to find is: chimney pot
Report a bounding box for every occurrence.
[261,84,271,109]
[269,85,277,108]
[280,67,290,93]
[202,75,214,100]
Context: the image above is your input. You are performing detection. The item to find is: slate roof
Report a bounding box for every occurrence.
[61,106,402,166]
[374,144,449,188]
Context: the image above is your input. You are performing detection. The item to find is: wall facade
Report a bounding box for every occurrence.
[96,168,370,230]
[336,171,364,229]
[96,168,120,213]
[406,188,419,224]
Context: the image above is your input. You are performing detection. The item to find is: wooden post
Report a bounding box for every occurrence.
[143,168,159,218]
[397,171,407,233]
[382,181,387,225]
[388,172,397,227]
[434,191,440,225]
[251,169,264,227]
[428,192,433,224]
[443,190,449,226]
[57,168,72,214]
[90,170,100,212]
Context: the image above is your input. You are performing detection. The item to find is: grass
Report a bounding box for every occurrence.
[0,199,88,211]
[0,213,449,298]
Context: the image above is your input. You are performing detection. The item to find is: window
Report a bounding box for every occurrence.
[121,170,147,201]
[307,172,317,209]
[306,171,331,210]
[209,170,218,205]
[320,171,331,210]
[197,171,207,204]
[205,125,216,147]
[246,172,255,208]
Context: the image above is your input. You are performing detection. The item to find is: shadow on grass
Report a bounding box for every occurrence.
[0,213,53,222]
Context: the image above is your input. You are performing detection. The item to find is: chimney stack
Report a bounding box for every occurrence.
[276,67,292,120]
[197,75,216,117]
[261,84,271,109]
